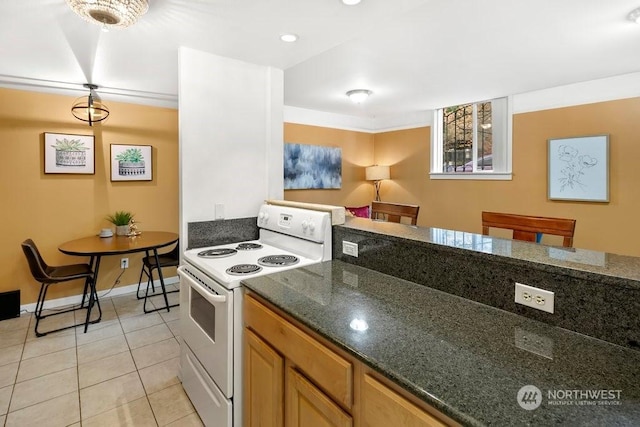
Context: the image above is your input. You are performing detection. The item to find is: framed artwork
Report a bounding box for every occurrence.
[44,133,95,174]
[284,143,342,190]
[548,135,609,202]
[110,144,153,181]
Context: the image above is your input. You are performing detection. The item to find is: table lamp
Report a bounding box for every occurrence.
[365,165,390,201]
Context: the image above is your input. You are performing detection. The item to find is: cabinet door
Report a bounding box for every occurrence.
[244,328,284,427]
[361,374,448,427]
[285,366,352,427]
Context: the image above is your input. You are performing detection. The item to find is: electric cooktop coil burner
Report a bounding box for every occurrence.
[197,248,238,258]
[236,243,263,250]
[258,255,300,267]
[226,264,262,276]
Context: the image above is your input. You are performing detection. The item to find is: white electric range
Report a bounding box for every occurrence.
[177,203,332,427]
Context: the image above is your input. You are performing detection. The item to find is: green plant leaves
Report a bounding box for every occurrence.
[52,138,88,151]
[106,211,134,226]
[115,148,144,163]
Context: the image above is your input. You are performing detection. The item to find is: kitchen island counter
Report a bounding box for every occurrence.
[242,260,640,426]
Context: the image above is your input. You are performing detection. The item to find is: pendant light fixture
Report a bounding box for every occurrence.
[66,0,149,30]
[72,84,110,126]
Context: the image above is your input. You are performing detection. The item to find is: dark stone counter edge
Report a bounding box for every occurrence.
[336,224,640,289]
[242,286,482,427]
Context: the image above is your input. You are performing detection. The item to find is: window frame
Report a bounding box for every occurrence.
[430,96,513,180]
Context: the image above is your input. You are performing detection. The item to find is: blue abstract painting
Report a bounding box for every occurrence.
[284,143,342,190]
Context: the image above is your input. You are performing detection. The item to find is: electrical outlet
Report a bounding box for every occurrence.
[215,203,225,220]
[515,282,554,313]
[120,258,129,269]
[342,241,358,257]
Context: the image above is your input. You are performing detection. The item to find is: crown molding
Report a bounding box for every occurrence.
[0,75,178,109]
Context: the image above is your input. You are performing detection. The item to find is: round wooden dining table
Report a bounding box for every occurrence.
[59,231,179,315]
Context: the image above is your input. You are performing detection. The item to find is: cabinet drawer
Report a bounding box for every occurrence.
[244,295,353,409]
[361,374,449,427]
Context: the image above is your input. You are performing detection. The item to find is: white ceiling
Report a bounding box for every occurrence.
[1,0,640,119]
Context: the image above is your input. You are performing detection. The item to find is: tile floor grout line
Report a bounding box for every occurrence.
[1,290,197,426]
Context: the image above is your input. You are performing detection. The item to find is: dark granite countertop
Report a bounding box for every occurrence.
[339,217,640,287]
[242,260,640,427]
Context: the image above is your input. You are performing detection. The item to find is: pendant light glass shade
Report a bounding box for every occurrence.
[66,0,149,29]
[72,84,110,126]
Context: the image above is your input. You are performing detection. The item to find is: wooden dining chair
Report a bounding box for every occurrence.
[21,239,102,336]
[481,211,576,248]
[371,201,420,225]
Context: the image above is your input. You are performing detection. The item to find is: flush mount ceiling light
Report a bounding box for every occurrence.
[66,0,149,29]
[342,0,362,5]
[346,89,372,103]
[628,7,640,23]
[280,33,298,42]
[72,84,110,126]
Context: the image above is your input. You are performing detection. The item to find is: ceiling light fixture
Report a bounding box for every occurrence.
[66,0,149,29]
[342,0,362,5]
[72,84,110,126]
[280,33,298,42]
[628,7,640,23]
[346,89,372,103]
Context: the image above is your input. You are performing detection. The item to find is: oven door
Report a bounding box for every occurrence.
[178,265,233,398]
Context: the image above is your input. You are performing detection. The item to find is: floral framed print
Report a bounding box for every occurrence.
[548,135,609,202]
[44,133,95,174]
[110,144,152,181]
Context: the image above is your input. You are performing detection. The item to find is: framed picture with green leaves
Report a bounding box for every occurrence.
[44,133,95,174]
[110,144,152,181]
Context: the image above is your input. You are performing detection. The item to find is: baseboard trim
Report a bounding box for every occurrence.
[20,276,179,313]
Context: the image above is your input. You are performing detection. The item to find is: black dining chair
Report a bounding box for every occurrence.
[136,243,180,313]
[21,239,102,337]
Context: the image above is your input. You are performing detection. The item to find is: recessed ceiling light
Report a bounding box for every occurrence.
[346,89,372,103]
[341,0,362,5]
[280,33,298,42]
[628,7,640,24]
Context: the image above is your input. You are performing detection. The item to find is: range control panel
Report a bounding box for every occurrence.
[257,204,331,243]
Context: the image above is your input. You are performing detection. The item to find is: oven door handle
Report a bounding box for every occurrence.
[178,267,227,304]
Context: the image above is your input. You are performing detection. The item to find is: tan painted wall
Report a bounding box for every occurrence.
[375,97,640,256]
[283,98,640,255]
[283,123,375,208]
[0,88,179,305]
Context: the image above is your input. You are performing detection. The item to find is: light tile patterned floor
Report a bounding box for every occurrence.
[0,286,203,426]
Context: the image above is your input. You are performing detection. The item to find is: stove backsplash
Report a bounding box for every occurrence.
[187,217,258,249]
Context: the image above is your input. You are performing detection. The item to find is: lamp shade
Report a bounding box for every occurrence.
[365,165,390,181]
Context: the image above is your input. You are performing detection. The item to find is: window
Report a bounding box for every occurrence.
[430,97,512,180]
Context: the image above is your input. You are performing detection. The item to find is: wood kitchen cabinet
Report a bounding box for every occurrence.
[243,293,456,427]
[244,328,284,427]
[360,373,448,427]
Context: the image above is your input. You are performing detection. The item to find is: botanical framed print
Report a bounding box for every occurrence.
[548,135,609,202]
[110,144,152,181]
[44,133,95,174]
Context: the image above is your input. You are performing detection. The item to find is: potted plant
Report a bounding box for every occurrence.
[106,211,135,236]
[52,138,89,167]
[115,148,145,176]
